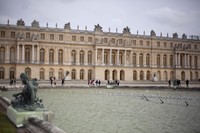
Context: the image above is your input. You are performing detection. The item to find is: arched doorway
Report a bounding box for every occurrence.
[25,67,31,79]
[112,70,117,80]
[105,70,110,80]
[120,70,125,80]
[181,71,185,81]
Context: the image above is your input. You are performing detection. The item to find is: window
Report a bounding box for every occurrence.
[120,70,125,80]
[80,50,84,64]
[1,31,5,38]
[88,51,92,64]
[194,56,198,68]
[71,50,76,64]
[88,37,92,42]
[0,67,5,79]
[133,71,137,80]
[49,49,54,64]
[157,54,160,66]
[139,53,143,66]
[105,70,110,80]
[72,36,76,41]
[111,52,116,64]
[25,47,31,63]
[104,38,108,43]
[132,40,136,45]
[140,71,144,80]
[40,68,45,80]
[194,45,197,49]
[80,36,84,42]
[146,54,150,66]
[58,49,63,64]
[59,34,63,41]
[104,51,108,64]
[157,42,160,47]
[71,69,76,80]
[88,69,92,80]
[0,46,5,63]
[11,32,15,38]
[58,69,64,79]
[170,55,173,66]
[80,69,84,80]
[119,39,123,44]
[49,68,54,78]
[163,55,167,66]
[146,41,150,46]
[132,53,136,66]
[140,40,143,46]
[41,33,45,40]
[170,43,173,48]
[40,48,45,63]
[10,47,16,63]
[111,38,115,44]
[50,34,54,40]
[119,52,123,64]
[9,67,15,79]
[26,32,30,39]
[163,42,167,47]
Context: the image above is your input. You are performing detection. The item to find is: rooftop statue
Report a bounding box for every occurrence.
[31,20,40,28]
[173,32,178,39]
[64,22,71,30]
[150,30,156,36]
[17,19,25,26]
[94,24,103,32]
[11,73,43,111]
[123,26,131,34]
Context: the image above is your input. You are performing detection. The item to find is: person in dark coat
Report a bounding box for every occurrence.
[186,79,189,87]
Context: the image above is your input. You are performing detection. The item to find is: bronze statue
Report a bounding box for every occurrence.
[11,73,43,111]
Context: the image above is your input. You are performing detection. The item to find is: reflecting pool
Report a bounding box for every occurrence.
[2,88,200,133]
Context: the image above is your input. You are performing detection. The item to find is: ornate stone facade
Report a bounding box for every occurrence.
[0,19,200,82]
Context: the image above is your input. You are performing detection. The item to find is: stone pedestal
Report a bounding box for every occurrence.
[7,106,54,127]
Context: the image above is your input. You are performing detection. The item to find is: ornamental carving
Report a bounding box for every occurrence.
[173,33,178,38]
[182,33,187,39]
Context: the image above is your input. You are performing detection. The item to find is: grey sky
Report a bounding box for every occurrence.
[0,0,200,37]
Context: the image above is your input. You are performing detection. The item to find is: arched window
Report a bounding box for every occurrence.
[132,53,136,66]
[170,55,173,67]
[25,67,31,79]
[0,46,5,63]
[49,49,54,64]
[139,53,143,66]
[88,69,92,80]
[25,47,31,63]
[71,69,76,80]
[170,71,174,80]
[80,50,84,65]
[147,71,151,80]
[105,70,110,80]
[157,54,160,66]
[120,70,125,80]
[195,71,198,81]
[40,68,45,80]
[163,55,167,67]
[181,71,185,81]
[80,69,84,80]
[194,56,198,68]
[119,52,123,65]
[9,67,15,79]
[88,51,92,64]
[133,70,137,80]
[71,50,76,64]
[58,49,63,64]
[189,56,192,68]
[112,52,116,64]
[157,71,161,81]
[164,71,168,81]
[190,71,193,81]
[49,68,54,79]
[0,67,5,79]
[104,51,109,64]
[146,54,150,66]
[10,47,16,63]
[180,54,184,67]
[112,70,117,80]
[140,71,144,80]
[58,68,64,79]
[40,48,45,63]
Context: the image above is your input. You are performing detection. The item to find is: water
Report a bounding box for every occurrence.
[2,88,200,133]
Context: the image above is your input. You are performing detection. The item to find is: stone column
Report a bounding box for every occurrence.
[160,54,163,67]
[95,48,98,65]
[17,44,19,63]
[177,53,180,67]
[187,54,189,68]
[130,50,133,66]
[85,50,88,65]
[184,54,187,67]
[5,45,9,63]
[45,47,49,64]
[22,44,24,63]
[32,45,35,63]
[124,50,126,66]
[37,46,39,63]
[144,71,147,80]
[54,48,58,65]
[144,53,146,67]
[109,49,112,65]
[136,52,139,67]
[117,49,119,65]
[102,48,104,64]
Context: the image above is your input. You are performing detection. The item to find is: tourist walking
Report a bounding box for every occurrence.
[54,77,56,85]
[62,78,65,86]
[186,79,189,87]
[168,80,171,86]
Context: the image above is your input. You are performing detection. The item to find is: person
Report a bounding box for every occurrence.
[98,80,101,86]
[50,77,53,85]
[168,80,171,86]
[62,78,65,86]
[54,77,56,85]
[186,79,189,87]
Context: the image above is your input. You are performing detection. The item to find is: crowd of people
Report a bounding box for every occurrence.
[168,79,190,87]
[9,79,16,85]
[88,79,101,86]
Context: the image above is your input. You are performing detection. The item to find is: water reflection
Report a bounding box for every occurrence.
[2,88,200,133]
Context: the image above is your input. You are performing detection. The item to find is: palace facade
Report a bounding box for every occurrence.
[0,19,200,82]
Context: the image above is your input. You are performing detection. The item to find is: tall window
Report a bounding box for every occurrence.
[71,50,76,64]
[26,32,30,39]
[163,55,167,66]
[157,54,160,66]
[59,35,63,41]
[9,67,15,79]
[0,46,5,63]
[147,71,151,80]
[58,49,63,64]
[58,69,64,79]
[157,42,160,47]
[119,52,123,65]
[132,53,136,66]
[194,56,198,68]
[133,71,137,80]
[139,53,143,66]
[120,70,125,80]
[40,48,45,63]
[50,34,54,40]
[80,50,84,64]
[49,68,54,78]
[80,69,84,80]
[140,40,143,46]
[112,52,116,64]
[146,54,150,66]
[140,71,144,80]
[104,38,108,43]
[11,32,15,38]
[49,49,54,64]
[40,68,45,80]
[105,70,110,80]
[25,47,31,63]
[71,69,76,80]
[104,51,108,64]
[0,67,5,79]
[80,36,84,42]
[10,47,16,63]
[72,36,76,41]
[170,55,173,67]
[1,31,5,38]
[88,51,92,64]
[146,41,150,46]
[25,67,31,79]
[88,69,92,80]
[41,33,45,40]
[88,37,92,42]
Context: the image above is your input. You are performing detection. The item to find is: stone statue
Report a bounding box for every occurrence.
[123,26,131,34]
[64,22,71,30]
[150,30,156,36]
[17,19,25,26]
[94,24,103,32]
[11,73,43,111]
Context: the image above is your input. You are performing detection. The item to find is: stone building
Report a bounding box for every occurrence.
[0,19,200,82]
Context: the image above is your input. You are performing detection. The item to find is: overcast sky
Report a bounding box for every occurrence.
[0,0,200,37]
